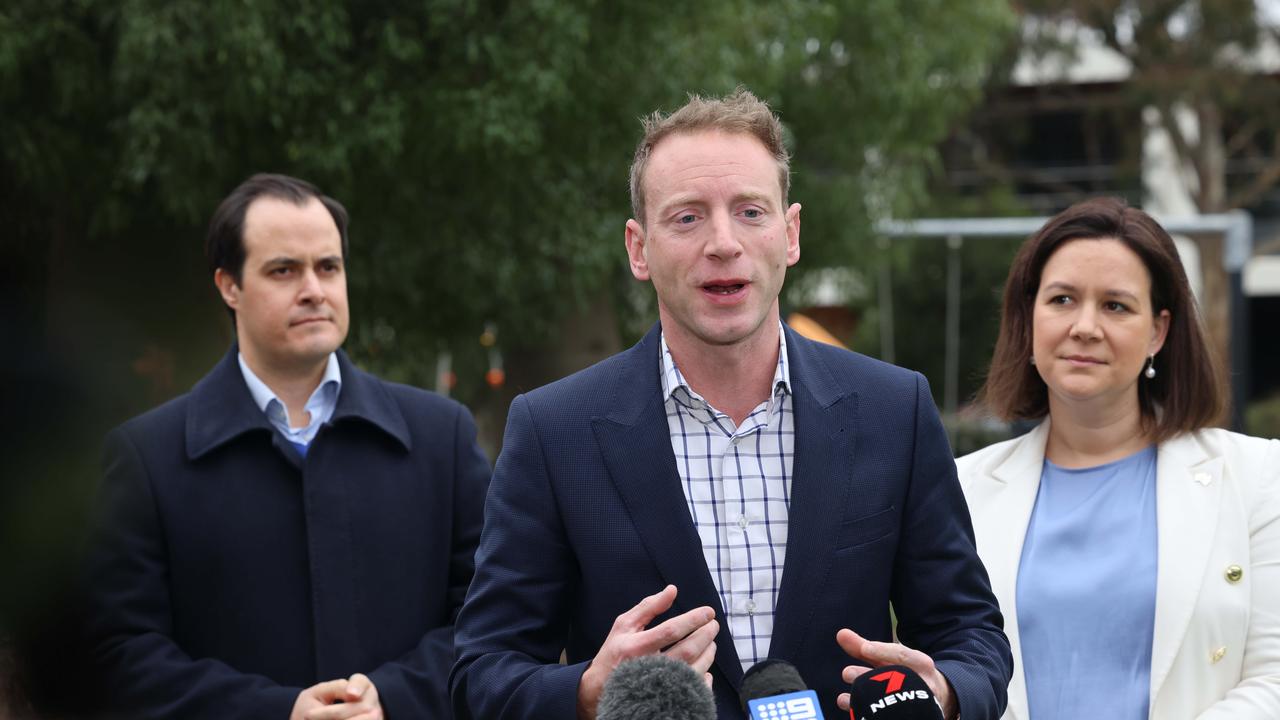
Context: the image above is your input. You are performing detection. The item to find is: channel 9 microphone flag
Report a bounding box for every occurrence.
[847,664,942,720]
[596,655,715,720]
[740,659,824,720]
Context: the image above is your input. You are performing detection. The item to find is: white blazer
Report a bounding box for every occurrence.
[957,421,1280,720]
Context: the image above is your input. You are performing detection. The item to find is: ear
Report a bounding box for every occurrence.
[1149,308,1171,355]
[625,219,650,281]
[784,203,801,267]
[214,268,241,311]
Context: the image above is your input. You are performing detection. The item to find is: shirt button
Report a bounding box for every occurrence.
[745,599,757,615]
[737,515,750,530]
[731,436,741,446]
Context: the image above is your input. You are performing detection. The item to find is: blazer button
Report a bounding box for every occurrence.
[1225,565,1244,583]
[1211,646,1227,664]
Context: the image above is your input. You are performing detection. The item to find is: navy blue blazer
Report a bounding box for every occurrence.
[451,324,1011,720]
[88,348,490,719]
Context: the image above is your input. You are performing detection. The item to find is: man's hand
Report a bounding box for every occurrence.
[834,629,958,720]
[291,674,383,720]
[576,585,718,720]
[291,679,348,720]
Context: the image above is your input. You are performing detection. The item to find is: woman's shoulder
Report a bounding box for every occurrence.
[955,422,1047,481]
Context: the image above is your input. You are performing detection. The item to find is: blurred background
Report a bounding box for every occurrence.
[4,0,1280,716]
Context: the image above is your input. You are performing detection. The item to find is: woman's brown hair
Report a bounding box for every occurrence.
[980,197,1225,442]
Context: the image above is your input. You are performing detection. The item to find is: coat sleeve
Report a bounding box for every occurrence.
[889,373,1014,720]
[87,426,301,719]
[367,402,492,719]
[449,394,589,720]
[1196,437,1280,719]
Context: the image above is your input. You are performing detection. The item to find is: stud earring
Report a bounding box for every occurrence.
[1144,354,1156,379]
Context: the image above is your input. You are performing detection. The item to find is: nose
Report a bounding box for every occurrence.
[298,268,326,305]
[1069,305,1101,340]
[704,210,744,260]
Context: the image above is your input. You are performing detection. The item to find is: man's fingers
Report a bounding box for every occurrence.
[615,584,678,631]
[306,704,368,720]
[641,606,716,653]
[688,634,716,674]
[344,673,372,701]
[660,616,719,662]
[305,678,350,702]
[836,628,931,672]
[837,692,852,711]
[841,664,873,685]
[703,672,713,690]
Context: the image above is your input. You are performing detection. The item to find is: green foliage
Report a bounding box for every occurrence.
[1,0,1015,405]
[1246,393,1280,439]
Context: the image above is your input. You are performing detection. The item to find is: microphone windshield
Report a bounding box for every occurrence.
[597,655,715,720]
[740,659,807,708]
[847,664,942,720]
[740,659,825,720]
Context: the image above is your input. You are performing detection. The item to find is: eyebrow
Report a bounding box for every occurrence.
[659,190,775,214]
[1041,281,1140,302]
[261,255,343,267]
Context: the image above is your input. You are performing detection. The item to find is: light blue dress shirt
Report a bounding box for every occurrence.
[1017,445,1158,720]
[238,352,342,448]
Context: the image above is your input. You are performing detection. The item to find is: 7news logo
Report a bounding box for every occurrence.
[865,670,930,714]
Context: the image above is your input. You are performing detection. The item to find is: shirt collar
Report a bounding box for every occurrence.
[659,322,792,407]
[237,352,342,419]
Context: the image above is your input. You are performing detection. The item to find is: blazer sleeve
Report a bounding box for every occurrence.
[1196,438,1280,719]
[367,402,492,719]
[449,394,589,720]
[87,426,301,719]
[889,373,1013,720]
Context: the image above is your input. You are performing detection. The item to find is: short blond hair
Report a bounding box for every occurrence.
[629,87,790,225]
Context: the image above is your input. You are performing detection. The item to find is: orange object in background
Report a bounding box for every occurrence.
[787,311,848,350]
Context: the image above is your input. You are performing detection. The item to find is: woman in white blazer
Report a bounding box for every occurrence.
[956,198,1280,720]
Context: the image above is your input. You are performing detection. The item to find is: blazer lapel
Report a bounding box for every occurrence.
[1149,433,1221,705]
[768,329,855,663]
[969,420,1050,720]
[591,326,744,688]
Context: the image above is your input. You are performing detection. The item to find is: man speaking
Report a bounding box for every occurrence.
[450,90,1011,719]
[88,174,491,719]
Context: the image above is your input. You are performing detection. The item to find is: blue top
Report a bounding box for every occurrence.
[238,352,342,448]
[1017,445,1158,720]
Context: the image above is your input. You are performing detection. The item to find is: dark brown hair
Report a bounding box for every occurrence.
[629,87,789,225]
[205,173,348,285]
[981,197,1224,441]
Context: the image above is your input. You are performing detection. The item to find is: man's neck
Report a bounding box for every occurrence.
[1045,393,1150,468]
[662,316,781,426]
[241,350,328,429]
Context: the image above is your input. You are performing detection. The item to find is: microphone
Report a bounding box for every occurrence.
[740,659,825,720]
[847,664,942,720]
[596,655,716,720]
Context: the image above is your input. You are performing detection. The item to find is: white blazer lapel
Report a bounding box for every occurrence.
[1149,433,1222,707]
[967,421,1051,720]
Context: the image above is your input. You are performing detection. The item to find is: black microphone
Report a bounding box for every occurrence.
[740,659,825,720]
[847,664,942,720]
[596,655,716,720]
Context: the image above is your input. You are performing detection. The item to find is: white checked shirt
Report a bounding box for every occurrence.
[659,326,795,672]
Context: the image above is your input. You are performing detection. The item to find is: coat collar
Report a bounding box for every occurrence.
[1149,431,1221,706]
[185,346,410,460]
[973,420,1050,720]
[591,323,854,688]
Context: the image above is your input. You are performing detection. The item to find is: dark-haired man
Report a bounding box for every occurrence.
[88,174,490,719]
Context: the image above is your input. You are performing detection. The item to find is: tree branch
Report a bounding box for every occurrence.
[1227,130,1280,210]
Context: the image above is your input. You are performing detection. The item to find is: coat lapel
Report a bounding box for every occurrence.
[968,420,1050,720]
[1149,433,1220,706]
[591,326,744,688]
[768,329,856,663]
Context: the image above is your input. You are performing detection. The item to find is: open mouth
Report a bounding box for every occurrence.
[703,283,745,295]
